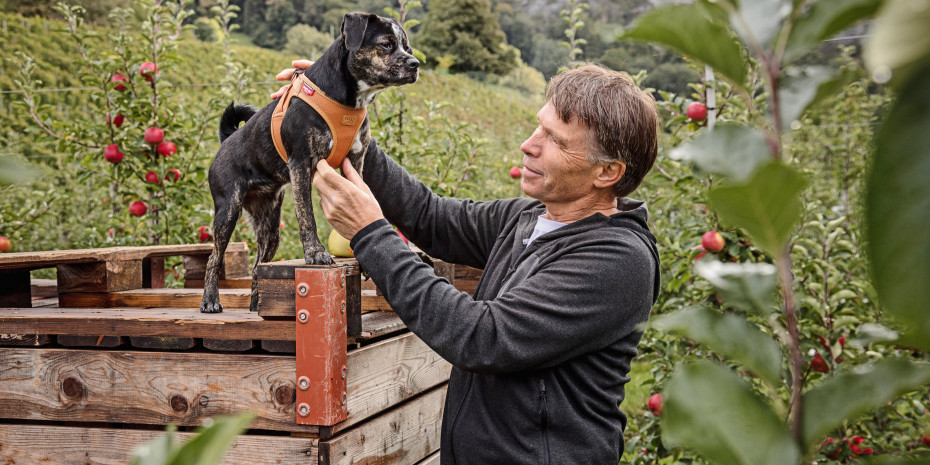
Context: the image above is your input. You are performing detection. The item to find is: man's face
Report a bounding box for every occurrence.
[519,102,599,206]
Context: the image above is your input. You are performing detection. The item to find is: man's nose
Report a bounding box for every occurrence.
[520,128,541,156]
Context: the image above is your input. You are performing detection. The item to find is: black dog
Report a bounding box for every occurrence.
[200,13,419,313]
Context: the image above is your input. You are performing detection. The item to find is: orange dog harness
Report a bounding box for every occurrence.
[270,73,367,167]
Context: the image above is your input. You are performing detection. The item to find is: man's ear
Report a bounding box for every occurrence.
[342,13,376,52]
[594,161,626,189]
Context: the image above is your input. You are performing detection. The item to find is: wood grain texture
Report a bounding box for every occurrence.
[0,332,449,435]
[320,385,446,465]
[58,288,251,309]
[0,424,319,465]
[57,259,143,293]
[416,451,441,465]
[30,278,58,298]
[0,308,404,342]
[182,246,250,280]
[184,276,253,289]
[57,335,124,348]
[0,242,248,271]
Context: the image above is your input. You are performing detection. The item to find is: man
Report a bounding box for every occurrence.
[277,61,660,464]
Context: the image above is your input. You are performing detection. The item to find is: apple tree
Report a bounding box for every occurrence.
[621,0,930,464]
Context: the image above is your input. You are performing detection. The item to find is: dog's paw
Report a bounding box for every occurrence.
[307,251,335,265]
[200,297,224,313]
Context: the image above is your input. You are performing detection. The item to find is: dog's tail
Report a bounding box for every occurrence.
[219,103,258,143]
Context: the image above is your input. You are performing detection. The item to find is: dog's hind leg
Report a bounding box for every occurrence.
[244,187,285,312]
[289,163,334,266]
[200,187,244,313]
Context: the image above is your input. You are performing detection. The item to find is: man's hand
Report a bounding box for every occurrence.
[312,158,384,241]
[270,59,314,100]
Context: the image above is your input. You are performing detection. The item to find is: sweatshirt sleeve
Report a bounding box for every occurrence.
[362,139,535,269]
[351,221,657,374]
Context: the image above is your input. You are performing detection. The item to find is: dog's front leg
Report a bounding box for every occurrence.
[289,163,334,265]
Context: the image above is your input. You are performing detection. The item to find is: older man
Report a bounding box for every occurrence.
[280,61,660,464]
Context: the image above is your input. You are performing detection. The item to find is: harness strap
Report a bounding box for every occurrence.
[270,74,367,168]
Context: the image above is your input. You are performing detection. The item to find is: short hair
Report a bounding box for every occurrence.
[545,64,658,198]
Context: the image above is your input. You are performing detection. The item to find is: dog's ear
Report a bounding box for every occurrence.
[342,13,377,53]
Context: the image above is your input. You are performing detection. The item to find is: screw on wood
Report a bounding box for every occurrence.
[296,282,309,297]
[297,309,310,323]
[341,275,345,287]
[342,366,347,379]
[298,376,310,390]
[341,302,345,314]
[298,403,310,417]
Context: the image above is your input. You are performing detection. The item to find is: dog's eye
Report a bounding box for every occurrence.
[380,41,393,50]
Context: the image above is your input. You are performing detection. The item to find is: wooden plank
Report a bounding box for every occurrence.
[0,332,449,435]
[59,288,251,309]
[0,308,403,343]
[57,335,124,348]
[0,307,293,340]
[184,276,252,289]
[182,246,251,281]
[0,424,319,465]
[203,338,255,352]
[361,289,391,312]
[0,242,248,271]
[320,385,446,465]
[31,278,58,298]
[0,333,50,346]
[416,451,441,465]
[0,269,31,307]
[129,336,196,350]
[253,258,360,280]
[57,259,143,293]
[142,256,165,288]
[454,264,482,294]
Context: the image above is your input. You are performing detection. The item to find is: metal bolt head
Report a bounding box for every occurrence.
[341,302,345,313]
[297,309,310,323]
[296,282,309,297]
[298,376,310,390]
[342,394,347,405]
[298,403,310,417]
[342,367,347,379]
[341,275,345,287]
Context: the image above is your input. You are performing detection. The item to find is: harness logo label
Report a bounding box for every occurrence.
[342,115,358,126]
[302,83,315,96]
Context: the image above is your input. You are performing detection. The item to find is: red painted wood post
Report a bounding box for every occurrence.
[294,267,348,426]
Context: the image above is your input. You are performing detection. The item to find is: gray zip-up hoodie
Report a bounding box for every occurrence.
[351,141,660,464]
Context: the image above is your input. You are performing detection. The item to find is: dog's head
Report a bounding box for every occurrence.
[341,13,419,99]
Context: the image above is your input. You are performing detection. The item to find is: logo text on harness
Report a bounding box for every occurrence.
[302,83,315,96]
[342,115,358,126]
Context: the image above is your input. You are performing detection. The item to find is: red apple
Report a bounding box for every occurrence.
[165,168,181,182]
[686,102,707,121]
[811,352,829,373]
[110,73,128,91]
[701,231,725,253]
[145,171,160,184]
[139,62,158,82]
[103,144,124,164]
[156,141,176,157]
[509,166,522,179]
[129,201,147,217]
[921,434,930,447]
[0,236,11,252]
[647,393,663,416]
[112,114,125,127]
[145,127,164,145]
[197,226,212,242]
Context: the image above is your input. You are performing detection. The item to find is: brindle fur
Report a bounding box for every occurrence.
[201,13,418,313]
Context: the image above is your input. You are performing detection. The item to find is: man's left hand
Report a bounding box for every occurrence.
[312,158,384,240]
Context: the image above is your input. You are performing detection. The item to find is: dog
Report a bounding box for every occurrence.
[200,12,419,313]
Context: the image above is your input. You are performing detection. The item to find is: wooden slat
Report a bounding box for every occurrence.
[31,278,58,298]
[0,424,319,465]
[0,332,449,435]
[0,242,248,271]
[0,333,50,346]
[182,246,250,280]
[57,335,124,348]
[320,385,446,465]
[253,258,360,280]
[184,276,253,289]
[57,259,143,293]
[58,288,251,309]
[416,451,441,465]
[0,307,292,340]
[0,307,403,342]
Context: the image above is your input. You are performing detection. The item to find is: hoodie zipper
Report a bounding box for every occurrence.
[539,378,551,465]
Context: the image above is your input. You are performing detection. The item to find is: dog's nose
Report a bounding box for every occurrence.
[405,57,420,70]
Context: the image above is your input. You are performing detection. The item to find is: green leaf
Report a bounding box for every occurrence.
[0,155,42,186]
[652,306,783,386]
[662,361,799,465]
[623,4,748,89]
[784,0,883,63]
[168,413,255,465]
[668,123,771,182]
[693,260,778,314]
[848,323,899,348]
[801,359,930,450]
[129,426,177,465]
[728,0,791,48]
[865,0,930,87]
[778,66,858,129]
[865,65,930,350]
[863,458,930,465]
[709,162,808,256]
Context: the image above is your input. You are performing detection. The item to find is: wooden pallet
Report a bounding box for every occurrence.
[0,243,477,464]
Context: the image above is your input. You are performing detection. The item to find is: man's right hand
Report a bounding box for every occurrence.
[270,59,314,100]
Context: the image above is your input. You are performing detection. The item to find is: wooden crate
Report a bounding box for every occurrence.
[0,243,478,465]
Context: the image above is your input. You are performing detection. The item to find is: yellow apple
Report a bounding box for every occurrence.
[328,229,353,257]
